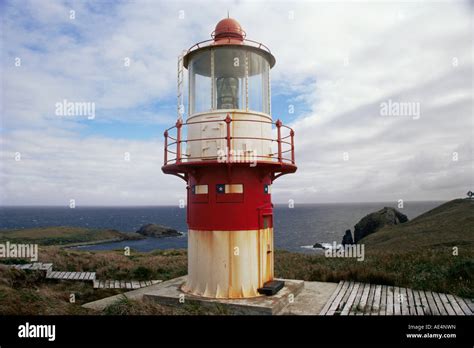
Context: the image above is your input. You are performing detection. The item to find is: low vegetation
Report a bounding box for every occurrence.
[0,199,471,314]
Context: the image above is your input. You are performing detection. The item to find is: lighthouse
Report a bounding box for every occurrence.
[162,17,297,298]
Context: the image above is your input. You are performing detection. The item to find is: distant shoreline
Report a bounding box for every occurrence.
[0,200,446,208]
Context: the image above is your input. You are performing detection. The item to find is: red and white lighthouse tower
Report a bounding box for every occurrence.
[162,17,297,298]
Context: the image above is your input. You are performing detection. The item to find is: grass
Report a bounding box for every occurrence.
[275,249,473,298]
[361,199,474,252]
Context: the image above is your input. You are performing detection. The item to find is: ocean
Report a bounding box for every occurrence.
[0,201,442,253]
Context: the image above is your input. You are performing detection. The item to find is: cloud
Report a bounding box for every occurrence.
[0,0,472,205]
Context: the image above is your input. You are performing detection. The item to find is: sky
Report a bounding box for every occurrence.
[0,0,472,206]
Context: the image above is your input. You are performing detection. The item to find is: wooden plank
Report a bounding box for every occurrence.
[432,292,448,315]
[393,287,401,315]
[413,289,424,315]
[386,286,394,315]
[67,272,76,280]
[327,281,350,315]
[99,280,104,289]
[465,298,474,313]
[414,290,425,315]
[365,284,376,315]
[406,288,416,315]
[446,294,465,315]
[400,288,409,315]
[131,280,140,289]
[357,283,372,315]
[349,282,365,315]
[371,285,382,315]
[126,282,132,289]
[319,281,345,315]
[89,272,96,280]
[438,293,456,315]
[454,296,472,315]
[340,282,355,312]
[379,285,387,315]
[42,263,53,270]
[21,264,33,270]
[418,291,431,315]
[115,280,120,288]
[424,291,440,315]
[62,272,71,279]
[341,282,360,315]
[72,273,81,280]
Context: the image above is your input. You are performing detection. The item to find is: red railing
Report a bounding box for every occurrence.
[163,115,295,167]
[185,38,273,57]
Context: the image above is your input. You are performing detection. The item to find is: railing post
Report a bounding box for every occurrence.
[176,119,183,164]
[225,114,231,163]
[290,129,295,164]
[164,130,168,165]
[276,119,282,163]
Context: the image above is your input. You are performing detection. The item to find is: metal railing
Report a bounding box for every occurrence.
[163,114,295,167]
[185,38,273,57]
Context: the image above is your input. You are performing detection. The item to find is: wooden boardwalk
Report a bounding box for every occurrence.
[47,271,96,281]
[93,279,162,289]
[7,263,161,290]
[11,263,53,272]
[320,281,473,316]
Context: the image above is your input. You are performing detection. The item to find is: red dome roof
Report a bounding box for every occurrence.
[213,18,245,42]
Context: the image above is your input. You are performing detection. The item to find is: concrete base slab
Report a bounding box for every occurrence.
[82,281,166,311]
[143,276,305,315]
[278,281,339,315]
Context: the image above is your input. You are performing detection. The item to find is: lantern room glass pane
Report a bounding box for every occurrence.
[248,51,270,114]
[188,47,271,115]
[189,51,211,115]
[213,47,246,110]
